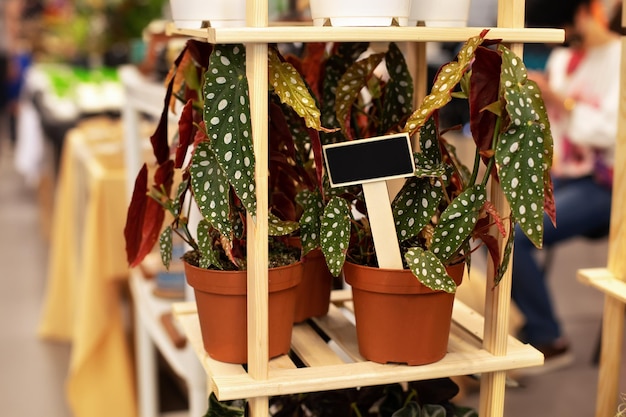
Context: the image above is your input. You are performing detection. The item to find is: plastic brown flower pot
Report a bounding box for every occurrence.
[293,249,333,323]
[184,261,302,364]
[344,261,464,365]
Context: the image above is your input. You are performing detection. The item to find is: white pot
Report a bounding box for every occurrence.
[169,0,246,29]
[409,0,471,27]
[310,0,411,27]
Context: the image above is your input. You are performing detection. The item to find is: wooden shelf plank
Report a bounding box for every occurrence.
[168,24,564,45]
[577,267,626,304]
[172,295,543,401]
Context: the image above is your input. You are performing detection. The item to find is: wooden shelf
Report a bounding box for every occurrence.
[167,24,564,45]
[173,293,543,401]
[155,6,564,415]
[578,268,626,304]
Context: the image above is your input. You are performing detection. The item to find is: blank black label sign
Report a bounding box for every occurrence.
[323,133,415,187]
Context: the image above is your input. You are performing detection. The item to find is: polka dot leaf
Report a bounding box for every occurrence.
[190,140,232,239]
[296,189,324,256]
[197,219,223,270]
[203,44,256,219]
[320,197,352,277]
[159,226,173,270]
[335,52,385,140]
[431,184,487,263]
[269,48,324,131]
[392,176,443,242]
[403,32,485,136]
[405,247,457,293]
[416,116,442,164]
[381,42,413,133]
[496,46,553,249]
[268,212,299,237]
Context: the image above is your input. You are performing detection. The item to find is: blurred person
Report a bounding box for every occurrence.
[0,0,21,146]
[511,0,621,373]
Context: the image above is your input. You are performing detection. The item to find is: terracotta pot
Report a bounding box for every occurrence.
[293,249,334,323]
[309,0,411,27]
[344,261,464,365]
[184,261,302,364]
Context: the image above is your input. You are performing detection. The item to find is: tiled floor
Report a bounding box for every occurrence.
[1,129,625,417]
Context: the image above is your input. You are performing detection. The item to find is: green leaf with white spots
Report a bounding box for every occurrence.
[203,44,256,218]
[269,48,323,131]
[381,43,413,133]
[197,220,223,270]
[320,197,352,277]
[392,176,443,242]
[413,117,450,183]
[431,184,487,263]
[335,53,385,139]
[297,189,324,256]
[268,212,299,236]
[405,247,457,293]
[403,33,485,135]
[159,226,173,270]
[169,179,189,218]
[417,116,442,164]
[190,141,232,239]
[496,46,548,248]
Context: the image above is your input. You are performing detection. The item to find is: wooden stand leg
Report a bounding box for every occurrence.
[594,296,625,417]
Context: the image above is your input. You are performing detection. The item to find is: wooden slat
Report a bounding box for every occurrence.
[578,268,626,304]
[168,25,563,45]
[311,304,364,362]
[209,342,542,400]
[173,300,543,401]
[291,324,347,367]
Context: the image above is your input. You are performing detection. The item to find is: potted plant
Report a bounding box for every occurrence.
[123,40,329,363]
[294,31,554,365]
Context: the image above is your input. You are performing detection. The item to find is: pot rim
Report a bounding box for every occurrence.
[184,261,303,295]
[343,261,463,295]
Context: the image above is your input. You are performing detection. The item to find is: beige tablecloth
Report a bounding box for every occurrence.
[38,120,138,417]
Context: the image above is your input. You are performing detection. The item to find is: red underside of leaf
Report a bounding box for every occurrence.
[175,99,196,168]
[469,46,502,154]
[151,79,174,164]
[124,164,149,266]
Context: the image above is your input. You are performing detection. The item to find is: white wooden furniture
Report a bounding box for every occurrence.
[119,65,207,417]
[165,1,565,417]
[577,6,626,417]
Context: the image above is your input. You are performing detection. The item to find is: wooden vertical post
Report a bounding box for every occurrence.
[246,1,270,417]
[479,0,525,416]
[593,9,626,415]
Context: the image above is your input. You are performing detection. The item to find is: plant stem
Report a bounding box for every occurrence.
[468,147,481,187]
[350,402,363,417]
[480,115,502,188]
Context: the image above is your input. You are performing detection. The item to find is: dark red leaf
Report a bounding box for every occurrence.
[469,46,502,153]
[175,99,196,168]
[150,78,174,164]
[154,159,175,195]
[186,39,213,69]
[544,174,557,227]
[124,164,149,266]
[270,192,298,222]
[473,216,502,275]
[309,129,324,191]
[131,160,175,267]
